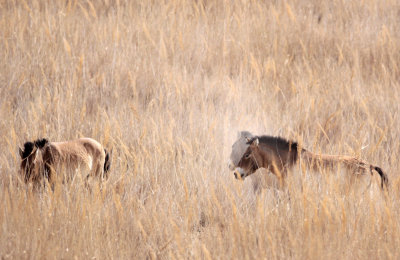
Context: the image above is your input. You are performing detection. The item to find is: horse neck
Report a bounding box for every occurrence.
[259,142,298,168]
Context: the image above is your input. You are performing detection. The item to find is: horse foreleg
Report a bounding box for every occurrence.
[44,163,56,191]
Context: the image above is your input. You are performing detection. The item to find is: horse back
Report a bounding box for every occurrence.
[76,138,104,156]
[49,138,105,169]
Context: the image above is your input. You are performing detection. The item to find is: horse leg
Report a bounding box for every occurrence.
[44,163,56,191]
[86,162,103,184]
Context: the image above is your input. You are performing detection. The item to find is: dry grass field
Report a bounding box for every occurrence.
[1,0,400,259]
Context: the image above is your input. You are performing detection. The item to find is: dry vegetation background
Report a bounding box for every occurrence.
[1,0,400,259]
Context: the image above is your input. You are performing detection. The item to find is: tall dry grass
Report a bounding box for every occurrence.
[1,0,400,258]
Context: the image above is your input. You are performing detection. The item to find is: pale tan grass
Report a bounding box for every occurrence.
[1,0,400,259]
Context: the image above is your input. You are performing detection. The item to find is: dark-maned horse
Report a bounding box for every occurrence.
[229,131,388,190]
[19,138,111,187]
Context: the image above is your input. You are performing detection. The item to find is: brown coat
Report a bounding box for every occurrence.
[229,131,388,190]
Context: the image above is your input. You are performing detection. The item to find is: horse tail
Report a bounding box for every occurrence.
[373,166,388,190]
[104,149,111,177]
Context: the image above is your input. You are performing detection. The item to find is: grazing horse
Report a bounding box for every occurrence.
[228,131,388,190]
[19,138,111,187]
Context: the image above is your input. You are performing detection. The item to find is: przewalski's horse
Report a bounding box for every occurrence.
[19,138,111,186]
[228,131,388,190]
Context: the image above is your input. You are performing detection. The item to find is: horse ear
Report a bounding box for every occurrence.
[18,147,23,158]
[252,138,259,147]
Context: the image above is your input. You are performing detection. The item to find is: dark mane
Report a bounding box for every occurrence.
[248,135,298,151]
[34,138,49,149]
[20,138,49,159]
[21,142,35,159]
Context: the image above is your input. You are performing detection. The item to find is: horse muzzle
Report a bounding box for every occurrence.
[233,168,246,180]
[228,160,246,180]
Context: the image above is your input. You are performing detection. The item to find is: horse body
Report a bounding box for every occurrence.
[46,138,106,180]
[19,138,111,186]
[229,131,388,189]
[301,150,386,182]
